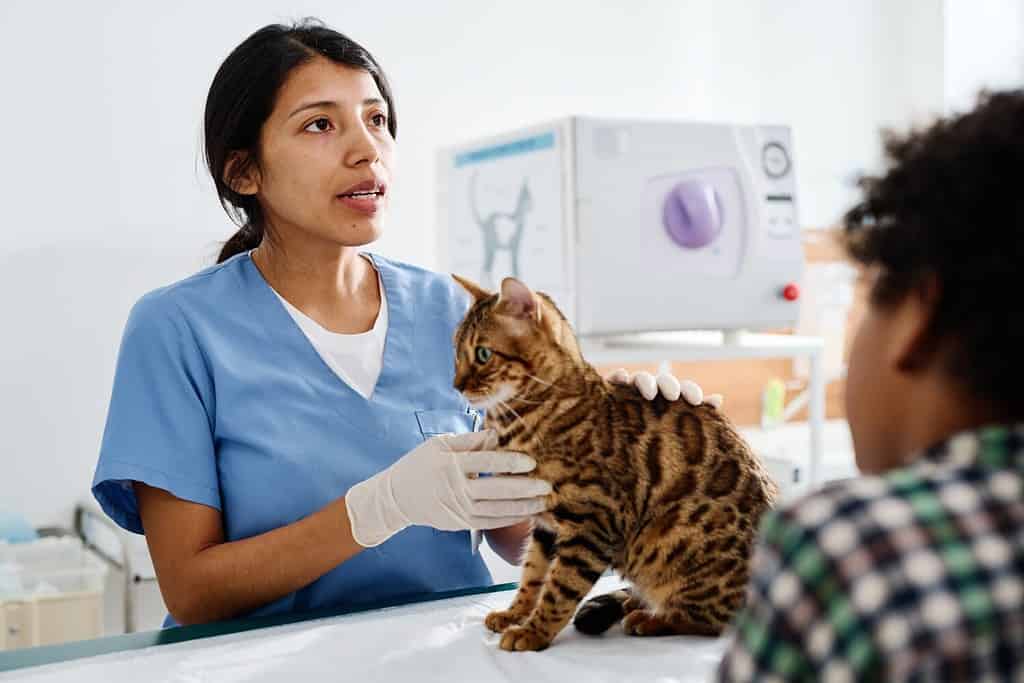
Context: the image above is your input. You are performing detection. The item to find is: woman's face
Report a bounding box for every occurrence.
[241,57,394,248]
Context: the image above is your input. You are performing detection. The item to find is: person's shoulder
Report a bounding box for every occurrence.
[367,253,471,308]
[759,475,902,562]
[762,460,968,573]
[126,253,247,334]
[368,253,452,286]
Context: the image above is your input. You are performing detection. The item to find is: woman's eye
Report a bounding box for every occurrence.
[304,118,332,133]
[371,112,387,127]
[475,346,493,364]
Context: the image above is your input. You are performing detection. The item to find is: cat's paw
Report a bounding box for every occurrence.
[623,610,723,637]
[485,609,526,633]
[622,595,646,614]
[623,610,673,637]
[499,624,551,652]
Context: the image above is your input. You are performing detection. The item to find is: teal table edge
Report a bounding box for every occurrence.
[0,581,518,673]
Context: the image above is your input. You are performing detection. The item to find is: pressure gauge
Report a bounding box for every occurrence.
[762,142,791,178]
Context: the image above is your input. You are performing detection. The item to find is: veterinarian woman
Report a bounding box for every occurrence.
[91,20,719,628]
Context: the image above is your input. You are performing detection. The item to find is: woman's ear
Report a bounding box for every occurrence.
[224,151,259,196]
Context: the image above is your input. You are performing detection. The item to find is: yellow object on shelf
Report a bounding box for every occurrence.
[761,378,787,429]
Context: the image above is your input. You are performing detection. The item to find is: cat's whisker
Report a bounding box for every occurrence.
[523,372,557,388]
[523,372,569,394]
[497,399,528,429]
[491,401,510,421]
[508,394,544,405]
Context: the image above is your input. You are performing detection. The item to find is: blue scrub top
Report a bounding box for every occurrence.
[92,252,492,626]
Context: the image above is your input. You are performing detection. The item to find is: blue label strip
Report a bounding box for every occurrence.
[454,131,555,167]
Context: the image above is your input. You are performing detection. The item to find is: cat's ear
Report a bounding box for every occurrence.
[497,277,540,322]
[452,274,491,303]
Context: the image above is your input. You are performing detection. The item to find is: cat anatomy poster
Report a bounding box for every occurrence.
[445,128,570,313]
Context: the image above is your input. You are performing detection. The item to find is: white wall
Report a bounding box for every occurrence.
[709,0,945,228]
[1,0,717,528]
[0,0,971,528]
[943,0,1024,113]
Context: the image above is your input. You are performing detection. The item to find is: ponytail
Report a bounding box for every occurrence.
[217,223,263,264]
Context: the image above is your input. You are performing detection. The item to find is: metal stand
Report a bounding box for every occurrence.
[74,504,162,634]
[579,330,827,486]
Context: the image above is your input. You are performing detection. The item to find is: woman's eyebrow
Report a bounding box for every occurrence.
[288,97,386,119]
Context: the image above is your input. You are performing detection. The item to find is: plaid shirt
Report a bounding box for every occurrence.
[717,424,1024,682]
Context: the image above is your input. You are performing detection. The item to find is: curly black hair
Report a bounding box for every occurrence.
[843,90,1024,414]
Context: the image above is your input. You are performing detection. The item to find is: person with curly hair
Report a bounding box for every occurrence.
[717,90,1024,681]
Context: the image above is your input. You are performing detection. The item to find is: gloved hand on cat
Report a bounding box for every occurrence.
[608,368,724,409]
[345,430,551,547]
[347,374,721,547]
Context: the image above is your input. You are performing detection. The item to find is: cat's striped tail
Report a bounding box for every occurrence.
[572,589,633,635]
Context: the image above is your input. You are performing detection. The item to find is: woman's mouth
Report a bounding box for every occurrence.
[336,185,385,215]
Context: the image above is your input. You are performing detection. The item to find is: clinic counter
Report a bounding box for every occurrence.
[0,578,727,681]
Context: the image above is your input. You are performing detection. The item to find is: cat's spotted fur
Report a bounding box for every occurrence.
[452,275,778,652]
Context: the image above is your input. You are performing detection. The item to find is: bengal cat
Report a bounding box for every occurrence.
[452,275,778,652]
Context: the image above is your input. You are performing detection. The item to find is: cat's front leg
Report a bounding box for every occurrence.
[485,526,555,633]
[500,536,610,651]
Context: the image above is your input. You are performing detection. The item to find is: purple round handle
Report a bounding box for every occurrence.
[662,180,722,249]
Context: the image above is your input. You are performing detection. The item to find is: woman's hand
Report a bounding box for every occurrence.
[345,430,551,547]
[607,368,724,409]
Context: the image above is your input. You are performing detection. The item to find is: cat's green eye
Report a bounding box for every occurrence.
[475,346,493,364]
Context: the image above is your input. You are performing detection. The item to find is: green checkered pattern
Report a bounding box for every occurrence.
[717,424,1024,682]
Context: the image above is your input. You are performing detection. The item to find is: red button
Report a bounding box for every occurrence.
[782,283,800,301]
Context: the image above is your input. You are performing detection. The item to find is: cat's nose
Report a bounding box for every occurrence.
[453,372,468,393]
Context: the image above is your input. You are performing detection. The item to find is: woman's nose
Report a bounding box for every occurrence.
[344,123,381,167]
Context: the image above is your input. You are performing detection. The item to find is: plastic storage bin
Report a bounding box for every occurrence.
[0,537,108,650]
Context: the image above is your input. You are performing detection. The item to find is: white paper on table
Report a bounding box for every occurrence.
[1,578,727,683]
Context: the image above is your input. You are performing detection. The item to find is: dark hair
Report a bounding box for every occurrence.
[843,89,1024,413]
[206,18,397,264]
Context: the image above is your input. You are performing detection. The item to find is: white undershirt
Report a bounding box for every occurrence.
[255,251,388,399]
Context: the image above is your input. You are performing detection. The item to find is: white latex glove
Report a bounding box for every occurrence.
[345,430,551,548]
[607,368,724,409]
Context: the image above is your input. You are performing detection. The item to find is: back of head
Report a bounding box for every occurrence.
[843,90,1024,418]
